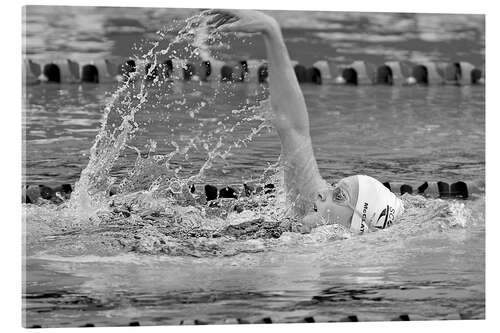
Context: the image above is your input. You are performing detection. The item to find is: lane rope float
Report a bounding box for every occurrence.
[23,58,484,86]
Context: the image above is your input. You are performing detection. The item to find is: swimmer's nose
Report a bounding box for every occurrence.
[317,192,327,201]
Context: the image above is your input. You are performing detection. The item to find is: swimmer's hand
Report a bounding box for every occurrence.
[203,9,279,35]
[299,212,323,234]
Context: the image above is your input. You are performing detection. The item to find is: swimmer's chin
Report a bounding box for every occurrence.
[300,212,350,234]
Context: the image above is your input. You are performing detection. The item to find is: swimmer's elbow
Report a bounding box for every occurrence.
[273,118,309,140]
[272,108,309,131]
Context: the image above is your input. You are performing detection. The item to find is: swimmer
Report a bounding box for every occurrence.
[204,9,404,234]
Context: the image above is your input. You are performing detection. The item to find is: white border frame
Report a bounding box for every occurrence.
[4,1,496,332]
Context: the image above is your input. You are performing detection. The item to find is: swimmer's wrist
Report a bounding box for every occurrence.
[262,17,280,37]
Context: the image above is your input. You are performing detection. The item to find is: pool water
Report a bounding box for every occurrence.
[22,6,485,328]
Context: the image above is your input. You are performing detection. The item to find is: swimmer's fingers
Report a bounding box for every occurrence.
[214,20,241,33]
[203,9,275,34]
[202,9,240,18]
[203,9,236,23]
[213,16,239,30]
[206,13,231,26]
[205,12,240,31]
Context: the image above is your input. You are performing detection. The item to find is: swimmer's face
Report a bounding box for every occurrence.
[310,176,359,230]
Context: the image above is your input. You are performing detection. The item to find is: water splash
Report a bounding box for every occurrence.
[68,14,221,214]
[43,12,284,240]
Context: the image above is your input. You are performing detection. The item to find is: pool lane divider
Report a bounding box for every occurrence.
[22,180,470,205]
[26,312,476,328]
[23,58,484,86]
[382,181,469,198]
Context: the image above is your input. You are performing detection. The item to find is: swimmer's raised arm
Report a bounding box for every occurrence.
[205,10,311,153]
[205,9,328,217]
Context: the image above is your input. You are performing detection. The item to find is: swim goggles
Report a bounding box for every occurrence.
[314,185,378,232]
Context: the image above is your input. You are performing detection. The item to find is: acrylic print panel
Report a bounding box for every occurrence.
[22,5,485,328]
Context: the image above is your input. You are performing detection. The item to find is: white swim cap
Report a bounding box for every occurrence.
[350,175,405,233]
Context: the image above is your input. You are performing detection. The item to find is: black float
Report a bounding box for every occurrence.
[220,65,234,82]
[257,63,268,83]
[340,315,359,322]
[341,67,358,85]
[119,59,136,78]
[199,60,211,81]
[417,181,429,194]
[81,64,99,83]
[391,314,409,321]
[306,67,322,84]
[219,186,238,199]
[237,60,249,82]
[400,184,413,195]
[412,65,428,84]
[204,184,218,201]
[376,65,393,85]
[43,63,61,83]
[255,317,273,324]
[161,59,174,79]
[471,68,482,84]
[183,63,196,81]
[294,64,308,83]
